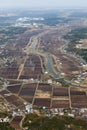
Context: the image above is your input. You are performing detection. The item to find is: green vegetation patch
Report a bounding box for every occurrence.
[64,27,87,62]
[0,112,12,118]
[0,122,15,130]
[23,113,87,130]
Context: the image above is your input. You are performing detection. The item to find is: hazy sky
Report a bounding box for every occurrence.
[0,0,87,8]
